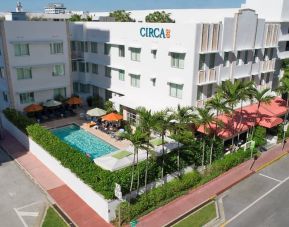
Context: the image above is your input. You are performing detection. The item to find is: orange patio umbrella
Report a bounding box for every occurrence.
[24,104,43,113]
[101,112,123,121]
[66,97,82,105]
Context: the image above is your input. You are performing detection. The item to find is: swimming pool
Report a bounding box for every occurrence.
[51,124,117,159]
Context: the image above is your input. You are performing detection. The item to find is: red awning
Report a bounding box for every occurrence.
[258,116,283,129]
[197,97,288,139]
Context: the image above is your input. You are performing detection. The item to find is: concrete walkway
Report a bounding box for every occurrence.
[0,131,112,227]
[138,143,289,227]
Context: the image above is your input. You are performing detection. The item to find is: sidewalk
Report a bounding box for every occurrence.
[138,142,289,227]
[0,131,112,227]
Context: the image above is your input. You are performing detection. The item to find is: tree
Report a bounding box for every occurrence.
[194,108,217,167]
[69,14,92,22]
[251,88,275,139]
[277,76,289,108]
[171,105,196,174]
[152,109,173,179]
[120,126,146,201]
[145,11,175,23]
[205,94,228,164]
[109,10,135,22]
[104,100,115,113]
[136,107,155,192]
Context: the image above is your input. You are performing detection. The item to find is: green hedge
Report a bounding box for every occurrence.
[2,108,198,199]
[117,149,254,224]
[3,108,36,135]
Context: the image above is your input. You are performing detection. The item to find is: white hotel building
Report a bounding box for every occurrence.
[1,0,289,123]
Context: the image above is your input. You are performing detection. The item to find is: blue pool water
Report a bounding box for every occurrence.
[51,124,117,159]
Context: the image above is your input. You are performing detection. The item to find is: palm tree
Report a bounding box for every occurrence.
[152,109,173,179]
[205,94,229,164]
[136,107,155,192]
[250,88,275,139]
[195,108,217,168]
[277,76,289,109]
[120,126,146,201]
[171,105,196,174]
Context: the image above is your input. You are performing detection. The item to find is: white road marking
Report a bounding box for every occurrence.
[14,201,42,227]
[259,173,281,182]
[225,176,289,225]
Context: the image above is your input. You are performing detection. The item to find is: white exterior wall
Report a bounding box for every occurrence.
[2,21,72,110]
[70,22,197,111]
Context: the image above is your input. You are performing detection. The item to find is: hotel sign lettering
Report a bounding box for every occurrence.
[140,27,171,39]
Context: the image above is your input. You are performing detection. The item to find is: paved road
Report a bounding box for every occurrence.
[220,154,289,227]
[0,148,48,227]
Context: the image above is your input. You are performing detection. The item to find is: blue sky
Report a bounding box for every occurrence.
[1,0,246,12]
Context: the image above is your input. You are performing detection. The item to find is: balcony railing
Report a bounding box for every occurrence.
[261,59,275,73]
[198,69,217,85]
[71,51,84,60]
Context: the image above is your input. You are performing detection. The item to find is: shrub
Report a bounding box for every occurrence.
[252,126,266,147]
[3,108,35,134]
[117,149,253,223]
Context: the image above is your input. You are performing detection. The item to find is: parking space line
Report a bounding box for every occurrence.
[224,176,289,226]
[259,173,281,182]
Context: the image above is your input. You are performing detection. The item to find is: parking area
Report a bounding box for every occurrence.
[0,148,48,227]
[220,154,289,227]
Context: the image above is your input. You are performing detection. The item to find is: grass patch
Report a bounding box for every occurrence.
[150,138,168,146]
[42,207,68,227]
[173,202,216,227]
[112,150,131,159]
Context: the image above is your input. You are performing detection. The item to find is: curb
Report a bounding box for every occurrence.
[254,151,288,172]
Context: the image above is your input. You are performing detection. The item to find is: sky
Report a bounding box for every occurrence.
[0,0,246,12]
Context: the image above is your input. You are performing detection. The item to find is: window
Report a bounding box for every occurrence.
[237,51,242,65]
[92,63,98,74]
[223,52,230,67]
[130,48,141,61]
[207,84,213,98]
[171,53,185,69]
[52,64,65,76]
[197,86,203,100]
[54,87,66,98]
[208,53,215,69]
[86,62,90,73]
[73,82,79,93]
[16,68,32,80]
[119,69,125,81]
[80,83,90,93]
[105,66,111,77]
[14,43,29,56]
[50,42,63,54]
[169,83,183,99]
[104,43,111,55]
[199,54,206,70]
[91,42,98,53]
[244,50,249,64]
[119,45,125,57]
[79,62,85,72]
[80,41,85,52]
[19,92,34,104]
[130,74,140,87]
[286,41,289,51]
[105,89,112,101]
[127,111,137,125]
[152,50,157,59]
[92,86,99,96]
[71,41,77,51]
[72,61,77,72]
[84,41,89,52]
[0,67,4,78]
[253,49,259,63]
[3,92,8,102]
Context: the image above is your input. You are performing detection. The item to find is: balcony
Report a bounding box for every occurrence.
[196,97,212,108]
[71,51,84,60]
[261,59,276,73]
[197,69,217,85]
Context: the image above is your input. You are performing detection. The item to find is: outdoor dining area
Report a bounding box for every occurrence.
[24,96,82,123]
[84,107,125,140]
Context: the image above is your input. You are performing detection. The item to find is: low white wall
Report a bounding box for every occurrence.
[1,113,29,149]
[1,114,120,222]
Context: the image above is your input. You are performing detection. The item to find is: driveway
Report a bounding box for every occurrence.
[220,154,289,227]
[0,148,48,227]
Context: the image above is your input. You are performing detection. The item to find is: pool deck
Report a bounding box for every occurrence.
[42,114,131,150]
